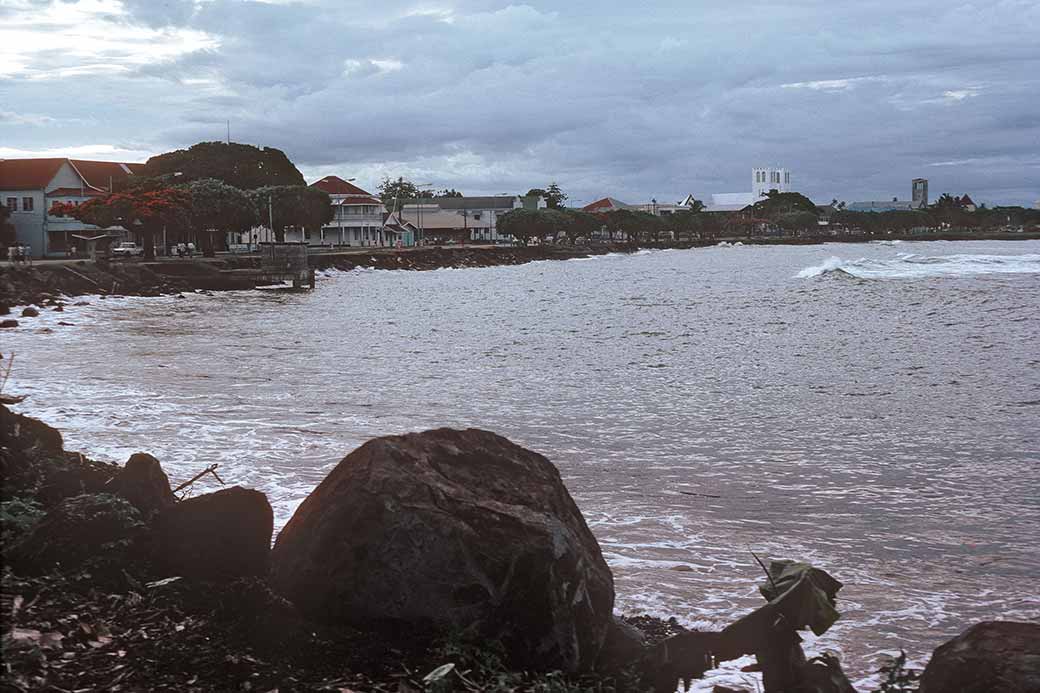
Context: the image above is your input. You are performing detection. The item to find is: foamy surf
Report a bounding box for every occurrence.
[797,252,1040,279]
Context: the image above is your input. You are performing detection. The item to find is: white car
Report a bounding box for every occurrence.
[112,242,143,257]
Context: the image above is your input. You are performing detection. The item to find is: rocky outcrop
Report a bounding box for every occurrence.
[152,486,273,581]
[8,493,144,574]
[270,428,615,673]
[110,452,177,518]
[920,621,1040,693]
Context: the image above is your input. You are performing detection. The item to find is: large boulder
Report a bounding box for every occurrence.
[270,428,615,672]
[919,621,1040,693]
[110,452,176,517]
[152,486,273,581]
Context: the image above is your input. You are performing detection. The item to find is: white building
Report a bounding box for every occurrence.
[752,166,792,199]
[300,175,388,247]
[0,158,144,257]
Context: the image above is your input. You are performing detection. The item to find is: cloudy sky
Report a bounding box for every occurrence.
[2,0,1039,207]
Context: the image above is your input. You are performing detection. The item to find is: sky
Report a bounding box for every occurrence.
[2,0,1039,208]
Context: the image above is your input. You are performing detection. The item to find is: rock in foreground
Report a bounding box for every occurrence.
[153,486,273,580]
[919,621,1040,693]
[271,428,615,672]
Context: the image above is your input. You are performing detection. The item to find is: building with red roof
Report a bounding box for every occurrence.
[0,157,144,257]
[286,175,389,247]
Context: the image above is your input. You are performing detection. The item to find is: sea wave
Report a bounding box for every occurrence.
[797,253,1040,279]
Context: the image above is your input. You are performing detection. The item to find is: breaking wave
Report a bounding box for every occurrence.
[797,252,1040,279]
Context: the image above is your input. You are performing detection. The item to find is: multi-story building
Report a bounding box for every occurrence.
[0,158,144,256]
[279,175,388,247]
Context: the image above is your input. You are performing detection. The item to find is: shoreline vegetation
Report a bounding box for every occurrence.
[2,404,1037,692]
[1,231,1038,314]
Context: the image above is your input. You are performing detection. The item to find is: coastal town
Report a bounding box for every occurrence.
[3,142,1039,263]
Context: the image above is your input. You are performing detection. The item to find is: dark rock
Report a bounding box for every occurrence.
[919,621,1040,693]
[21,306,39,317]
[216,577,306,653]
[9,493,144,574]
[111,452,176,517]
[153,486,273,581]
[599,616,647,673]
[0,303,9,315]
[57,321,74,326]
[1,319,17,328]
[270,428,615,673]
[52,304,64,312]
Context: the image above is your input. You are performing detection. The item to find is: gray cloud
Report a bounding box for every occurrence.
[1,0,1038,206]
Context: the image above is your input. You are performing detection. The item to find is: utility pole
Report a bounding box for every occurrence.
[227,120,231,145]
[268,195,274,245]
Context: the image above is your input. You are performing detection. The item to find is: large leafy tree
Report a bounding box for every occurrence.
[496,209,545,245]
[140,142,305,189]
[559,209,602,243]
[378,177,432,207]
[184,179,258,256]
[50,188,191,260]
[525,182,568,209]
[752,191,819,219]
[250,186,333,242]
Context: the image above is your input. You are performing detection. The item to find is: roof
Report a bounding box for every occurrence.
[70,160,144,190]
[46,187,107,198]
[400,196,517,211]
[0,158,143,192]
[0,158,66,190]
[332,196,382,206]
[396,209,490,229]
[582,197,630,212]
[310,175,375,196]
[846,200,916,212]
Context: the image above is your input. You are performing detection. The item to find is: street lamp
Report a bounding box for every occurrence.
[415,183,433,245]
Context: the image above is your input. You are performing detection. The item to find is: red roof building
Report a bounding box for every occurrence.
[0,157,144,256]
[295,175,389,247]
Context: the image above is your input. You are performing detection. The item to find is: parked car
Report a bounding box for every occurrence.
[111,242,143,258]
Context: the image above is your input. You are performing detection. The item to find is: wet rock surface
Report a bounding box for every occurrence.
[271,427,616,673]
[919,621,1040,693]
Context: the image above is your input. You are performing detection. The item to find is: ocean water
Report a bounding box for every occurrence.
[3,240,1039,690]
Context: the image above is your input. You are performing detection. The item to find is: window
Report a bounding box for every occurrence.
[5,197,16,211]
[23,197,33,211]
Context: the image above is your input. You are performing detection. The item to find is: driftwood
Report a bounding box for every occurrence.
[172,464,224,496]
[646,560,854,693]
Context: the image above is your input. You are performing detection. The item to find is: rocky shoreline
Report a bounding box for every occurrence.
[3,404,1038,692]
[0,244,633,314]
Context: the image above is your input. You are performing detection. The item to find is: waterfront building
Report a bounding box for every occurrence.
[848,178,930,213]
[0,157,144,257]
[286,176,388,247]
[398,195,543,245]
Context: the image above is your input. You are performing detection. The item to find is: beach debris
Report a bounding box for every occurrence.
[172,463,224,497]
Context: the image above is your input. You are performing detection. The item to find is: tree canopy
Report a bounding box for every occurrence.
[184,179,258,255]
[250,186,333,242]
[378,177,435,206]
[525,182,568,209]
[0,203,15,247]
[140,142,305,190]
[50,188,191,259]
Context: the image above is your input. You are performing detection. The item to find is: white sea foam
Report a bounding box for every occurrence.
[797,252,1040,279]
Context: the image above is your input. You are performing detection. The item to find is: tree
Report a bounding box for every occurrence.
[378,177,424,207]
[496,209,545,245]
[559,209,602,244]
[668,209,717,241]
[525,182,568,209]
[0,203,15,248]
[776,211,820,233]
[434,188,463,198]
[250,186,333,243]
[184,179,258,256]
[50,188,191,260]
[140,142,305,190]
[752,191,819,219]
